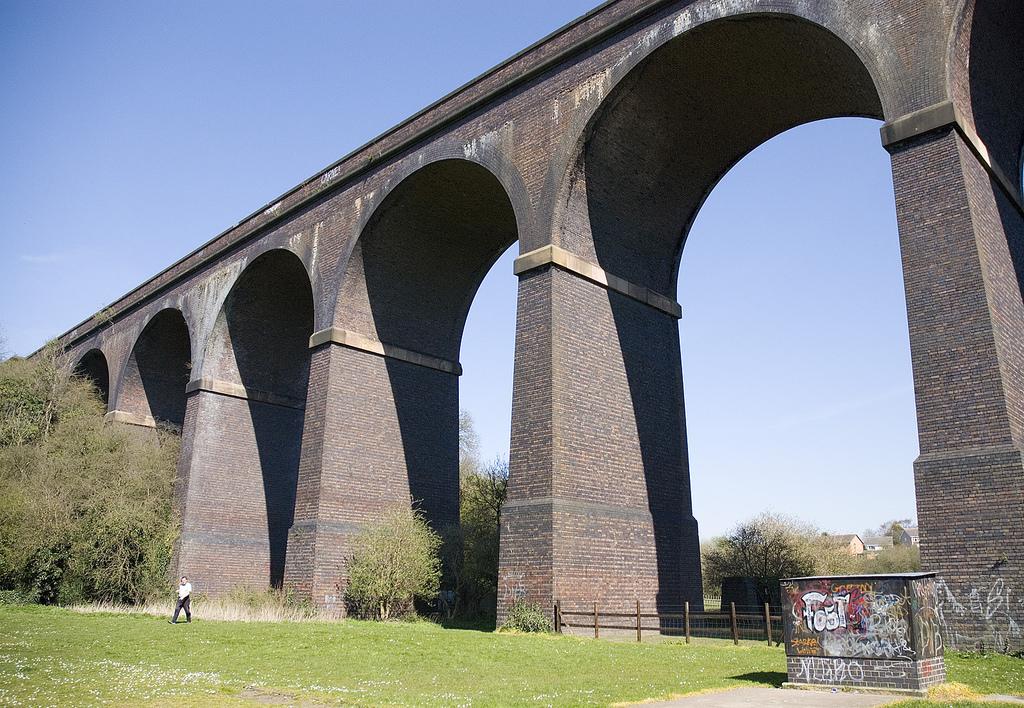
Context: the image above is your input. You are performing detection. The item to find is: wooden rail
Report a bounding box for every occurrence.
[554,601,782,645]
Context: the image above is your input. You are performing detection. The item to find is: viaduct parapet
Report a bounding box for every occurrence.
[54,0,1023,651]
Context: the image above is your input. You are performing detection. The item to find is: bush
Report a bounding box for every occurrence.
[0,345,180,605]
[345,506,442,620]
[702,513,849,601]
[499,600,552,633]
[851,544,921,574]
[0,588,37,605]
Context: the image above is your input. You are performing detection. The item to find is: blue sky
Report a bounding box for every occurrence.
[1,1,918,538]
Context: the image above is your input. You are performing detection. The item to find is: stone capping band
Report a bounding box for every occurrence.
[185,377,306,410]
[513,244,683,319]
[881,100,1024,216]
[104,410,157,429]
[915,443,1023,464]
[503,496,655,523]
[309,327,463,376]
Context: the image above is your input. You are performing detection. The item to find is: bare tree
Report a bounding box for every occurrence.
[703,513,849,596]
[459,409,481,477]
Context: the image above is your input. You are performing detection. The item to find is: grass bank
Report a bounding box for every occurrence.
[0,605,1020,706]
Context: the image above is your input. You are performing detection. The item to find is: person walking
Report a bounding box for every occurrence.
[170,576,192,624]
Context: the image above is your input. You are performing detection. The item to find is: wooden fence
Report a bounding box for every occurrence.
[555,601,783,645]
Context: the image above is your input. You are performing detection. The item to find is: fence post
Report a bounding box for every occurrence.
[554,601,560,633]
[684,601,691,644]
[730,602,739,645]
[764,603,772,646]
[636,599,642,643]
[594,602,599,640]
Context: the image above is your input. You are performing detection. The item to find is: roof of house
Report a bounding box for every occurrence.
[902,526,919,535]
[862,535,894,549]
[827,534,863,544]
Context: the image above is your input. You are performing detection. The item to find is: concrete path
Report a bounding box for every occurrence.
[647,687,895,707]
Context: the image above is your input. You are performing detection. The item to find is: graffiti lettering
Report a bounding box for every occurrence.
[794,657,864,684]
[801,591,850,631]
[934,578,1023,652]
[501,570,527,603]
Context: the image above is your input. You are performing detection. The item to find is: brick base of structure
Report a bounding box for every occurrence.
[784,656,946,696]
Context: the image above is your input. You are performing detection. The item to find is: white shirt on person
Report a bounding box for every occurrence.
[178,582,192,600]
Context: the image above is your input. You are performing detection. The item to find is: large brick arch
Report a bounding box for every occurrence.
[336,158,519,359]
[948,0,1024,196]
[204,250,314,400]
[73,348,110,408]
[557,14,885,293]
[175,249,314,591]
[114,309,192,430]
[285,159,520,610]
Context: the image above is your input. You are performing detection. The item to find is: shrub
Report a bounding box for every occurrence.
[701,513,850,601]
[0,588,37,605]
[851,543,921,574]
[345,506,442,620]
[499,600,552,633]
[0,345,180,605]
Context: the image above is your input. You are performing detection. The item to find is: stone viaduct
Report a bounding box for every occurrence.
[53,0,1022,649]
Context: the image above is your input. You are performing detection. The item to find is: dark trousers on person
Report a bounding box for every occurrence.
[173,595,191,623]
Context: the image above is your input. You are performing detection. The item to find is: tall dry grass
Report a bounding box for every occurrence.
[71,588,328,623]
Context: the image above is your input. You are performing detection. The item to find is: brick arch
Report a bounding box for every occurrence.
[116,309,192,430]
[334,157,521,361]
[177,248,314,590]
[947,0,1024,197]
[73,348,110,408]
[554,13,885,294]
[204,249,314,401]
[344,143,533,258]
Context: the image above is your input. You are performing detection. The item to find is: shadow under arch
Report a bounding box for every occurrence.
[73,348,110,408]
[204,248,314,587]
[554,14,887,611]
[118,309,191,430]
[955,0,1024,293]
[335,158,519,531]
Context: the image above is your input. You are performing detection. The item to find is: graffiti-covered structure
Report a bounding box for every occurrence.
[782,574,944,695]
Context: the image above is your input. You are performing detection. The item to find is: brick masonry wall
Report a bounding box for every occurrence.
[498,264,702,618]
[498,268,556,614]
[175,390,304,592]
[890,128,1024,653]
[285,342,460,612]
[786,656,946,693]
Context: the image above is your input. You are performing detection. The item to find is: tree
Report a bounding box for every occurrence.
[459,457,508,617]
[459,409,481,478]
[0,345,179,604]
[702,513,849,601]
[344,505,442,620]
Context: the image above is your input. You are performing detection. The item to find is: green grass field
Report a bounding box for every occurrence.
[1,605,1021,706]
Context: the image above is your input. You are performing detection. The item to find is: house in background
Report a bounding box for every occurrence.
[899,526,920,546]
[827,533,865,555]
[862,535,894,557]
